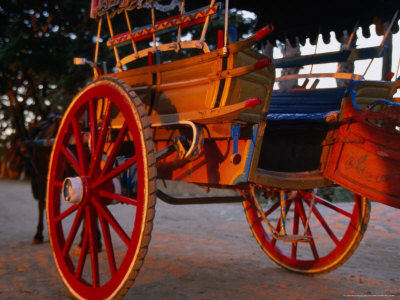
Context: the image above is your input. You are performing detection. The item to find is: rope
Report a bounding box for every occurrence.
[243,187,281,239]
[279,190,287,235]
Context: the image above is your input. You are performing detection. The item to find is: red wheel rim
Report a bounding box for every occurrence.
[244,189,368,273]
[47,81,150,299]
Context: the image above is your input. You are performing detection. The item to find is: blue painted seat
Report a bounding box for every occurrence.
[267,87,346,123]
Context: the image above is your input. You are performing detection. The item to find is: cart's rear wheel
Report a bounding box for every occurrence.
[242,187,370,274]
[47,77,156,299]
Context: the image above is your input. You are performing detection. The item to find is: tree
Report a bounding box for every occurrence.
[0,0,98,176]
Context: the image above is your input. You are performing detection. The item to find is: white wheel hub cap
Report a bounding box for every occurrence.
[62,177,84,204]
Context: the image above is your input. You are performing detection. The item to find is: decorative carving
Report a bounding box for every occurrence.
[91,0,183,18]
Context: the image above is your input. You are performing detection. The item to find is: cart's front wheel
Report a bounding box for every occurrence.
[47,77,156,299]
[242,187,370,274]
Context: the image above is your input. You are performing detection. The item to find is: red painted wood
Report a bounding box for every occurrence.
[255,24,274,41]
[324,98,400,208]
[217,29,224,49]
[253,58,271,70]
[245,97,261,108]
[147,52,154,66]
[156,138,250,186]
[384,72,394,81]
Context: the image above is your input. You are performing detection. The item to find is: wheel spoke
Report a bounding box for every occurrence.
[99,190,138,206]
[75,222,89,279]
[93,155,137,189]
[90,99,113,178]
[98,212,117,275]
[298,200,319,260]
[305,198,340,246]
[54,180,63,188]
[89,99,98,163]
[86,204,99,287]
[263,200,280,218]
[311,194,352,218]
[55,204,79,223]
[60,145,82,175]
[99,121,128,178]
[92,198,131,246]
[270,199,292,245]
[291,201,300,259]
[71,117,89,175]
[62,206,85,257]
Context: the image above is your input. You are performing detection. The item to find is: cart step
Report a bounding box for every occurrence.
[275,235,312,243]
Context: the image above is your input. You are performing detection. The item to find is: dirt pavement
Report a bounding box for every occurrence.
[0,179,399,300]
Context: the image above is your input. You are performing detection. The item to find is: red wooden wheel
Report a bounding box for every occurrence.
[46,77,156,299]
[243,188,370,274]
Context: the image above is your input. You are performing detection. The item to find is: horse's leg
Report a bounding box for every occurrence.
[32,197,45,244]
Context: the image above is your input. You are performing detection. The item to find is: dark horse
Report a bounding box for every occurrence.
[22,113,101,250]
[21,113,62,244]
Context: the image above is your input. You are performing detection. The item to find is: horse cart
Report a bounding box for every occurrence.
[44,0,400,299]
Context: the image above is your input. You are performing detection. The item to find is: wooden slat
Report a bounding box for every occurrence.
[276,72,363,82]
[252,169,330,190]
[148,98,261,125]
[120,40,210,65]
[273,46,386,68]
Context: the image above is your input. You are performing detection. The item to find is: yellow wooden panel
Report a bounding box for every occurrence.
[155,58,222,112]
[159,59,221,84]
[115,71,153,87]
[220,49,275,118]
[354,81,396,108]
[153,83,216,114]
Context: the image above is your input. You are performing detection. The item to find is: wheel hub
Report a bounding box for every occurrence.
[62,176,122,205]
[62,177,84,204]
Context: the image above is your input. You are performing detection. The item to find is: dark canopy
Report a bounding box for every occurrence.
[191,0,400,46]
[248,0,400,46]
